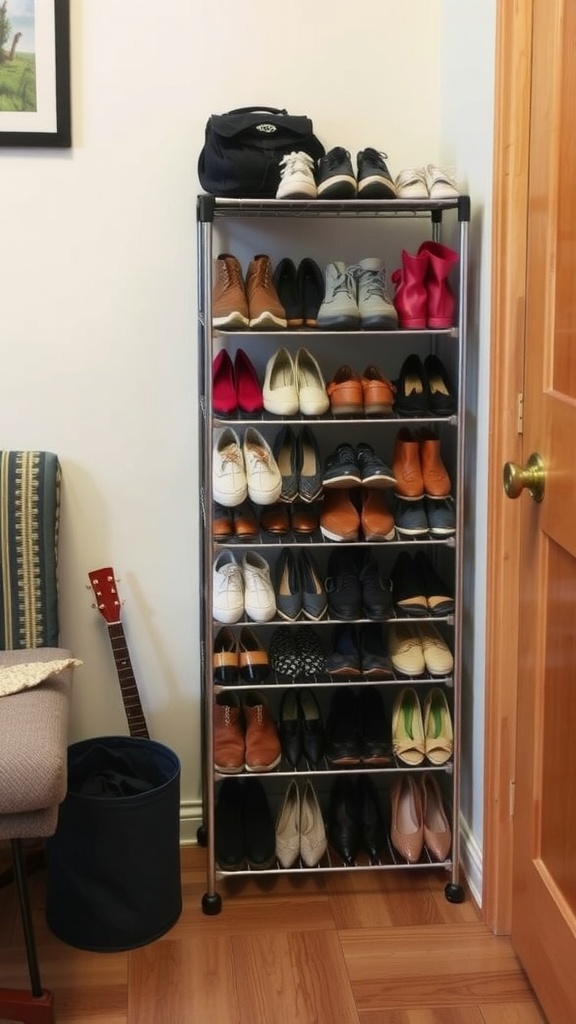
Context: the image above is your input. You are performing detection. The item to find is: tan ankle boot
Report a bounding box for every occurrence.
[392,428,424,499]
[419,429,451,497]
[245,254,287,330]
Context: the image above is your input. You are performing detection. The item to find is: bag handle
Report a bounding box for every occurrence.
[223,106,288,117]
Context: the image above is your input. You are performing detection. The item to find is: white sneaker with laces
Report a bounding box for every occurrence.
[276,151,317,200]
[242,551,276,622]
[243,427,282,505]
[424,165,459,198]
[395,167,428,199]
[213,551,244,623]
[212,427,247,507]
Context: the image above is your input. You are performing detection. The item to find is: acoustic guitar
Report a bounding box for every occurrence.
[88,566,150,739]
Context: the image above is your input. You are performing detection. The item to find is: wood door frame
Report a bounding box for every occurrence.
[483,0,533,933]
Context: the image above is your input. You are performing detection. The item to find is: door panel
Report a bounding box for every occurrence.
[511,0,576,1019]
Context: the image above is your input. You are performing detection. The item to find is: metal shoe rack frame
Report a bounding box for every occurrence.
[196,193,470,915]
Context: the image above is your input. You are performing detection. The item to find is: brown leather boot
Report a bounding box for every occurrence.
[213,692,244,774]
[419,429,451,497]
[245,254,287,330]
[242,691,282,772]
[212,253,249,329]
[392,428,424,499]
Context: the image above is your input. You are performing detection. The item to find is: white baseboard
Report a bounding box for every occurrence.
[459,811,483,906]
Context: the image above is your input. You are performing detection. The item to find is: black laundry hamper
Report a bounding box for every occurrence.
[45,735,182,951]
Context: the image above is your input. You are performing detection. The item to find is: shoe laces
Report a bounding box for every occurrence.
[360,148,390,170]
[350,263,392,302]
[321,146,351,170]
[396,167,426,188]
[245,444,271,473]
[221,255,243,288]
[216,562,242,590]
[326,263,356,300]
[218,441,243,471]
[279,151,314,176]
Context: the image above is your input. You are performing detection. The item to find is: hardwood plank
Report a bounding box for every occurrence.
[478,1002,547,1024]
[358,1008,483,1024]
[325,869,479,929]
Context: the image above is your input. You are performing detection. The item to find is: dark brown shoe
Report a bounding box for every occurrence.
[233,501,259,539]
[260,502,290,534]
[213,501,233,540]
[242,691,282,772]
[290,501,320,534]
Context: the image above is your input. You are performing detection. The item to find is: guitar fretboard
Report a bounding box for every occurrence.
[107,621,150,739]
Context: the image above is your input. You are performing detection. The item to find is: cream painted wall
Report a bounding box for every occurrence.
[1,0,493,861]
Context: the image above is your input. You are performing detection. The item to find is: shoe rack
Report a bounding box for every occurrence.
[196,193,470,915]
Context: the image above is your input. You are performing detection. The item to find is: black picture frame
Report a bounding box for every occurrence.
[0,0,71,148]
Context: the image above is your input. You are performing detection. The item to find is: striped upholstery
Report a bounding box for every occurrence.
[0,451,60,649]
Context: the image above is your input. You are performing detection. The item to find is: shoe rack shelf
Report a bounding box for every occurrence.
[197,194,470,915]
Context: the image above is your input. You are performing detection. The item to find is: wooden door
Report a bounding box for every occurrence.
[508,0,576,1019]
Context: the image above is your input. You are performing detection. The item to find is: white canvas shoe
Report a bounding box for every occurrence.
[213,551,244,623]
[424,164,459,198]
[276,151,317,200]
[242,551,276,622]
[395,167,428,199]
[263,348,299,416]
[243,427,282,505]
[212,427,247,507]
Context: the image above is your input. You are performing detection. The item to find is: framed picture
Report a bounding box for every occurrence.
[0,0,70,148]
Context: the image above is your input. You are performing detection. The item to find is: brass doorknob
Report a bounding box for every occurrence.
[503,452,545,502]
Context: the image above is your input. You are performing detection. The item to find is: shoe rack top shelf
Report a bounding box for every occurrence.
[213,327,459,339]
[197,194,471,223]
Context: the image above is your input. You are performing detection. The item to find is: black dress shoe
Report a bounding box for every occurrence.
[356,776,387,862]
[413,550,455,616]
[273,257,303,327]
[359,622,393,678]
[325,547,362,620]
[243,779,276,870]
[278,689,302,766]
[325,687,361,766]
[325,623,361,677]
[389,551,428,617]
[215,778,245,870]
[297,257,324,327]
[394,353,429,417]
[298,688,324,766]
[358,552,393,619]
[357,688,392,766]
[327,776,360,865]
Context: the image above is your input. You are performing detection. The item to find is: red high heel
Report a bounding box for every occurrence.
[234,348,263,414]
[212,349,237,415]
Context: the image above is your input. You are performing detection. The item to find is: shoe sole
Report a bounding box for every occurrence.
[276,184,317,200]
[357,178,397,199]
[213,484,248,506]
[362,526,397,542]
[322,472,362,488]
[213,312,250,329]
[317,176,357,199]
[395,525,429,537]
[331,403,364,416]
[364,403,394,416]
[360,315,399,330]
[429,527,456,537]
[214,762,244,774]
[245,606,277,623]
[244,754,282,772]
[320,525,359,542]
[360,472,396,487]
[249,312,287,330]
[317,314,361,330]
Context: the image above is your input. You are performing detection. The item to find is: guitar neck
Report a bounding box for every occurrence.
[107,621,150,739]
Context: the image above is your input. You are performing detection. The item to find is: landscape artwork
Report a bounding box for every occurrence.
[0,0,37,112]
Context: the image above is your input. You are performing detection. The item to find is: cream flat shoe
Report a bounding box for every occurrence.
[300,780,327,867]
[295,347,330,416]
[275,779,301,868]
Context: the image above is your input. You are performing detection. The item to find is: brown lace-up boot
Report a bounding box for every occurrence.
[245,254,287,330]
[212,253,249,329]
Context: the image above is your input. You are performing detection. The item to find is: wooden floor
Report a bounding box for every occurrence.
[0,845,547,1024]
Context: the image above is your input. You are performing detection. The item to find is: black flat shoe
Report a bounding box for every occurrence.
[358,551,394,620]
[325,623,361,677]
[357,688,392,766]
[215,778,245,870]
[325,547,363,620]
[278,690,302,767]
[273,257,303,327]
[243,778,276,870]
[297,257,324,327]
[325,687,361,766]
[394,353,429,417]
[414,550,455,616]
[358,622,393,678]
[298,687,324,766]
[423,353,457,416]
[390,550,429,617]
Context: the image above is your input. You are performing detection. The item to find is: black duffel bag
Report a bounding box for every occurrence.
[198,105,325,198]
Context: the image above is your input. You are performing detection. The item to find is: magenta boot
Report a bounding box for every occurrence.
[391,249,428,329]
[418,241,458,329]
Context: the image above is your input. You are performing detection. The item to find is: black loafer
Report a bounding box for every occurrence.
[325,687,361,766]
[299,688,324,766]
[327,775,360,865]
[297,257,325,327]
[273,257,303,327]
[278,689,302,766]
[215,778,245,870]
[414,550,455,616]
[357,688,392,766]
[394,353,429,417]
[359,552,394,619]
[243,779,276,870]
[390,551,429,617]
[325,548,362,620]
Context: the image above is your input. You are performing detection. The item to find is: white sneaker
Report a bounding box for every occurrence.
[354,258,398,330]
[242,427,282,505]
[242,551,276,622]
[212,427,247,507]
[424,164,459,198]
[295,347,329,415]
[213,551,244,623]
[276,151,317,200]
[263,347,299,416]
[395,167,428,199]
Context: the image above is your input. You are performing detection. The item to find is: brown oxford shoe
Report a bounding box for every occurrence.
[290,501,320,534]
[213,692,245,774]
[259,502,290,534]
[233,501,259,538]
[242,691,282,772]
